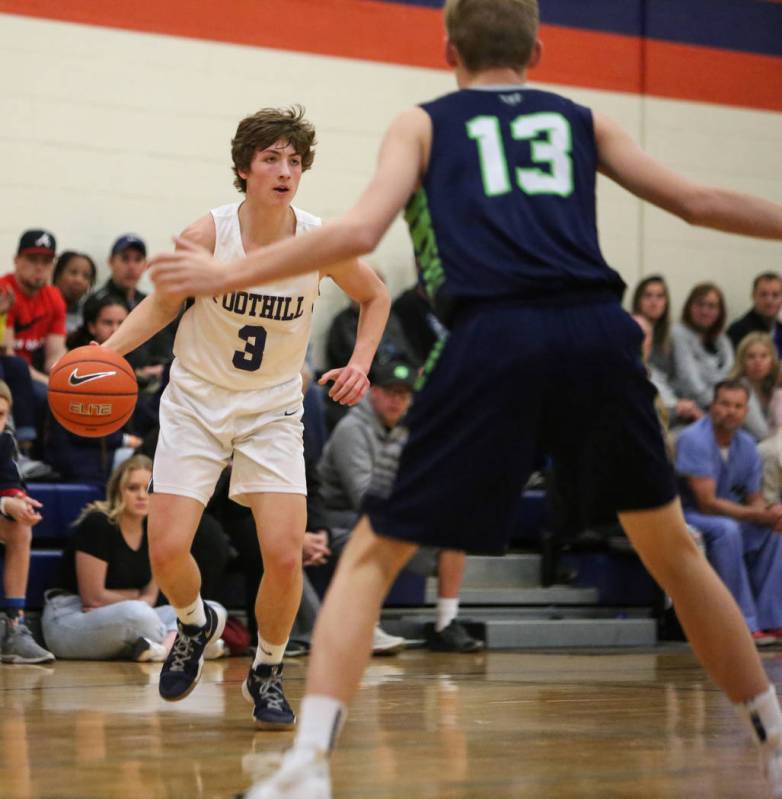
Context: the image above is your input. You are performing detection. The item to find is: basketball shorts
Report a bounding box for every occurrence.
[153,360,306,506]
[362,298,677,555]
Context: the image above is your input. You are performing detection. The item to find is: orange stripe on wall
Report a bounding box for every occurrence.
[2,0,781,112]
[646,40,782,113]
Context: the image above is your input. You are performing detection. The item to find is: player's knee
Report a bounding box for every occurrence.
[263,547,302,580]
[149,536,187,575]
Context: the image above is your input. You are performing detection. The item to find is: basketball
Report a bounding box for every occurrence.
[48,346,138,438]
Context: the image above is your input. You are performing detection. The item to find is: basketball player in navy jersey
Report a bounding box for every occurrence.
[151,2,782,797]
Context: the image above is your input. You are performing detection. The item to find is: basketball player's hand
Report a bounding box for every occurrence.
[149,237,230,297]
[4,496,43,525]
[0,286,14,315]
[319,365,369,406]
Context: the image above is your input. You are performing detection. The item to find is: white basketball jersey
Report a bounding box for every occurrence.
[173,202,321,390]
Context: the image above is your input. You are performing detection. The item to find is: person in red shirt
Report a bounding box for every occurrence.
[1,230,66,388]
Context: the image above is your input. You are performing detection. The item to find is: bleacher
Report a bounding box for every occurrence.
[6,481,661,650]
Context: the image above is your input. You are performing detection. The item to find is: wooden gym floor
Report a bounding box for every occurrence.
[1,647,779,798]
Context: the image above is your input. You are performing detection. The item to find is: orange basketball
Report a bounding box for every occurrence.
[48,346,138,438]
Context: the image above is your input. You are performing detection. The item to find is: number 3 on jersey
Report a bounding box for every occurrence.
[233,325,267,372]
[467,112,573,198]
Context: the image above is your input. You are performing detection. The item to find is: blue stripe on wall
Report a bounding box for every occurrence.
[384,0,782,57]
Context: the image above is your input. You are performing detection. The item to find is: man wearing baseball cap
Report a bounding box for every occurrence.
[0,229,66,391]
[317,356,481,653]
[92,233,175,383]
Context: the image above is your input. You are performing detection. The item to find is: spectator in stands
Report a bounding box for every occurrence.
[0,380,54,663]
[676,380,782,646]
[391,282,448,366]
[0,230,66,404]
[66,293,128,351]
[672,282,734,411]
[92,234,175,387]
[41,454,227,660]
[728,333,782,442]
[727,272,782,357]
[53,251,97,334]
[318,357,481,652]
[632,275,701,427]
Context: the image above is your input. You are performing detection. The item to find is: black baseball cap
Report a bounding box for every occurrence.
[17,229,56,258]
[110,234,146,257]
[372,359,417,390]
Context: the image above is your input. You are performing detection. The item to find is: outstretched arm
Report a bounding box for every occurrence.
[595,112,782,238]
[149,107,431,297]
[320,260,390,406]
[103,215,214,354]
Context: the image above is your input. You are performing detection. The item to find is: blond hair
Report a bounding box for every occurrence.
[444,0,539,72]
[0,380,12,409]
[729,332,780,398]
[76,454,152,527]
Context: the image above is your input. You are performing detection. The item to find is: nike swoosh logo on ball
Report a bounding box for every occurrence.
[68,368,117,386]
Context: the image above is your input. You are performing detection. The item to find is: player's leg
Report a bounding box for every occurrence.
[242,517,416,798]
[0,520,53,663]
[619,500,767,700]
[239,307,545,798]
[619,501,782,795]
[238,491,306,729]
[429,550,482,652]
[149,493,226,700]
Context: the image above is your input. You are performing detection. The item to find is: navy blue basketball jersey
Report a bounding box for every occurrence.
[406,87,625,320]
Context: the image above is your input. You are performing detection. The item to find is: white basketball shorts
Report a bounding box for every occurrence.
[153,360,306,506]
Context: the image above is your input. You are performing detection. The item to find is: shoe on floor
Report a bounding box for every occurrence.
[428,620,484,653]
[242,662,296,730]
[237,746,331,799]
[753,630,776,647]
[372,625,406,656]
[132,636,167,662]
[1,615,55,664]
[204,637,228,660]
[284,639,309,658]
[159,602,227,701]
[763,745,782,798]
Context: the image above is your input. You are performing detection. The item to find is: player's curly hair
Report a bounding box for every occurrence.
[444,0,539,73]
[231,105,316,193]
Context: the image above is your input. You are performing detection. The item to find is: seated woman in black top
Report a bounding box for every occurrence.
[41,454,226,660]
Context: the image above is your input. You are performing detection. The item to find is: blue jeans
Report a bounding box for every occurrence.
[41,591,177,660]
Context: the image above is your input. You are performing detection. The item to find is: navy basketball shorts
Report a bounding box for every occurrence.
[362,299,677,554]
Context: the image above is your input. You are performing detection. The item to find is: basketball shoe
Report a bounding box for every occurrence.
[242,662,296,729]
[237,747,330,799]
[159,602,226,701]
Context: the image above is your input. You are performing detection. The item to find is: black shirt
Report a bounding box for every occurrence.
[60,511,151,594]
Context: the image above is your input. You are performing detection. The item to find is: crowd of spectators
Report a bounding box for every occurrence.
[1,223,781,661]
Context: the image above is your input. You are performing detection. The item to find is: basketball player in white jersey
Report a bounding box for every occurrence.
[102,106,390,728]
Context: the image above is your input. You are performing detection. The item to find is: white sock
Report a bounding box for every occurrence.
[175,596,207,628]
[253,635,287,668]
[294,695,347,755]
[436,598,459,632]
[737,684,782,749]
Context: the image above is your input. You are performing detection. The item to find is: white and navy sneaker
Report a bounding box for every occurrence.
[242,663,296,730]
[237,747,331,799]
[159,603,226,701]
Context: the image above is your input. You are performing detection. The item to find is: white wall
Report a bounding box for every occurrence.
[1,14,781,365]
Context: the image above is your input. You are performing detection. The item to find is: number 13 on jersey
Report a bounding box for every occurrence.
[467,112,574,198]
